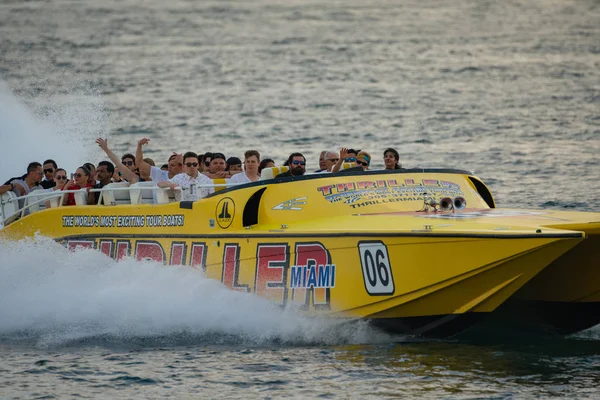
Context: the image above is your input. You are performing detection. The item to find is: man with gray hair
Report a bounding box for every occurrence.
[323,150,340,172]
[315,150,327,172]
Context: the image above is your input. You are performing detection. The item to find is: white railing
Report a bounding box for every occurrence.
[0,182,236,228]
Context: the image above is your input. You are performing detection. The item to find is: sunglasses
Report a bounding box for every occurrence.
[55,176,67,180]
[204,161,210,166]
[123,161,134,166]
[327,158,339,162]
[357,161,369,166]
[344,157,356,162]
[43,168,54,174]
[186,162,199,167]
[75,173,84,178]
[292,160,306,166]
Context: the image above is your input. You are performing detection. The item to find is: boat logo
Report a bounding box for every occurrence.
[317,179,464,208]
[272,197,307,211]
[216,197,235,229]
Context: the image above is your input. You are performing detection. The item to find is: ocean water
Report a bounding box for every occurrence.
[0,0,599,398]
[1,237,599,399]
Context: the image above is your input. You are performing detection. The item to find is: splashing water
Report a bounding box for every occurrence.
[572,325,600,341]
[0,80,107,179]
[0,236,394,347]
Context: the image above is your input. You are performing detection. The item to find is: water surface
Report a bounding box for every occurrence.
[0,0,599,397]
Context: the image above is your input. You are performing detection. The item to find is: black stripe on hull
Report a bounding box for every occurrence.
[55,231,584,241]
[474,299,600,336]
[369,313,488,338]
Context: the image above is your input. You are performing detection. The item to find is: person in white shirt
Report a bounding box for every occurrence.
[158,152,213,201]
[315,150,327,172]
[136,137,183,182]
[323,150,339,172]
[229,150,261,185]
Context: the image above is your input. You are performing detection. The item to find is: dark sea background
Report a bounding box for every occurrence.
[0,0,599,398]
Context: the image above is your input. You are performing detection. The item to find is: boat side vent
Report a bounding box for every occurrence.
[243,187,267,227]
[179,201,194,209]
[468,177,495,208]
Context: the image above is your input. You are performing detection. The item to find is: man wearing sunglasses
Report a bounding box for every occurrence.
[121,153,137,173]
[96,138,140,184]
[40,159,58,189]
[331,148,359,173]
[278,153,307,178]
[158,151,213,201]
[202,152,212,172]
[323,150,340,172]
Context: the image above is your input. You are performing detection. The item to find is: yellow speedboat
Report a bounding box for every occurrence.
[1,168,598,337]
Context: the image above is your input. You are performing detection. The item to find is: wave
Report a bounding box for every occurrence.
[0,80,107,179]
[0,236,394,348]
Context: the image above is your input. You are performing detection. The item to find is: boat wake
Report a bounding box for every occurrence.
[0,236,396,348]
[0,80,106,179]
[572,326,600,341]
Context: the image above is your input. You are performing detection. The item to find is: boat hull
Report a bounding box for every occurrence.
[36,231,582,337]
[1,170,595,337]
[487,223,600,335]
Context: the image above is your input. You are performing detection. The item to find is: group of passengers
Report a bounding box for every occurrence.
[0,138,403,207]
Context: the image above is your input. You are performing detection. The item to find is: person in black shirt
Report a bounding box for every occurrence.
[277,153,306,178]
[40,159,58,189]
[89,161,115,205]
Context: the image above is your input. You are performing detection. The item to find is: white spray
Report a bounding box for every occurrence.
[0,236,395,347]
[0,80,107,179]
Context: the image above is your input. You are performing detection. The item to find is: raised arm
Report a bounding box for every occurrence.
[136,137,152,177]
[331,148,348,173]
[96,138,139,183]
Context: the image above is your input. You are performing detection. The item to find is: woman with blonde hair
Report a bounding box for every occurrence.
[355,151,371,171]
